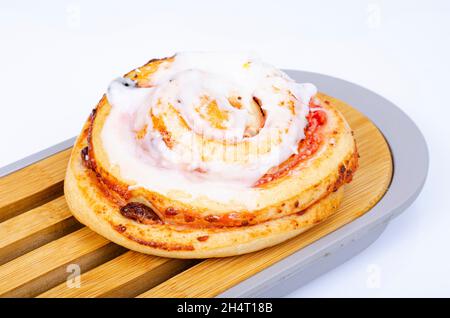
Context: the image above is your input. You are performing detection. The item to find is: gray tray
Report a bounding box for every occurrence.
[0,70,429,298]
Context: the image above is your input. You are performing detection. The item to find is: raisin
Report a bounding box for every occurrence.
[120,202,161,223]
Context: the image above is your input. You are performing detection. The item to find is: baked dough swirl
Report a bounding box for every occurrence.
[65,52,358,258]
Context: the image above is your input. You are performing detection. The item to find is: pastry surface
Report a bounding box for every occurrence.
[64,53,358,258]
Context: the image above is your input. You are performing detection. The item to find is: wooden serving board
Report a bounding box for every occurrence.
[0,101,392,298]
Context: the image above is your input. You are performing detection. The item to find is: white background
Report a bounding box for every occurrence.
[1,0,449,297]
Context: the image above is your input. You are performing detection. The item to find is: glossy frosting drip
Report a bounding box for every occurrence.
[102,52,317,207]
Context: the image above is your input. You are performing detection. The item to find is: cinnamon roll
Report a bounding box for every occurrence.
[65,52,358,258]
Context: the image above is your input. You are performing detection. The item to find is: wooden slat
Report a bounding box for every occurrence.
[38,252,196,298]
[0,196,82,265]
[137,99,393,297]
[0,227,125,297]
[0,149,71,222]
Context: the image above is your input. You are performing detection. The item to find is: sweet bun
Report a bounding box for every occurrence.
[64,52,358,258]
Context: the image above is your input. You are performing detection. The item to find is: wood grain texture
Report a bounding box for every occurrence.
[0,228,125,297]
[38,252,196,298]
[0,196,82,265]
[0,149,71,222]
[0,98,392,298]
[137,98,392,298]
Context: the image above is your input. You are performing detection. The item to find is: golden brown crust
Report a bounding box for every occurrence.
[85,93,357,228]
[65,134,344,257]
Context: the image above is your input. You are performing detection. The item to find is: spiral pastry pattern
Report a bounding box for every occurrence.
[65,52,359,258]
[103,53,316,197]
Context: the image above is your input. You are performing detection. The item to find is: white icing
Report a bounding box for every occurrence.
[102,52,317,208]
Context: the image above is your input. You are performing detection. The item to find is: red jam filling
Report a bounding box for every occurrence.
[254,104,327,187]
